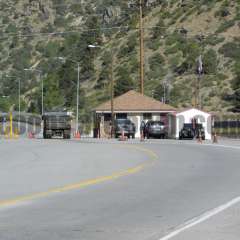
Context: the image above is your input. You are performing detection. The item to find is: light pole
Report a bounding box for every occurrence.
[24,68,43,115]
[56,57,80,133]
[88,44,115,138]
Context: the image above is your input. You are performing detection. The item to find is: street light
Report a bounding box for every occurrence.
[88,44,115,138]
[24,68,43,115]
[56,57,80,133]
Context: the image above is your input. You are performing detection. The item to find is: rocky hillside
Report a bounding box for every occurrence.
[0,0,240,119]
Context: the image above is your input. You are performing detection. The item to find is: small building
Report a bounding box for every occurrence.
[94,90,176,138]
[168,108,212,140]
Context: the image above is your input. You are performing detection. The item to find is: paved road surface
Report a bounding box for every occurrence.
[0,139,240,240]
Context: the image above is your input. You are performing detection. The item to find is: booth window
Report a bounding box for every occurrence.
[143,113,152,120]
[116,113,127,119]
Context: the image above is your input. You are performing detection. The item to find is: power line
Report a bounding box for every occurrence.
[0,24,238,41]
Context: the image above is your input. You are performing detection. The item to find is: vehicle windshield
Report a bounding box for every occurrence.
[116,119,132,124]
[150,121,164,126]
[44,116,70,122]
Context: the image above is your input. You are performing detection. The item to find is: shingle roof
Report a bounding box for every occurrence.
[94,90,176,112]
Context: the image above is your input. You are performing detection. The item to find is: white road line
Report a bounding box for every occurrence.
[150,141,240,151]
[203,143,240,150]
[158,196,240,240]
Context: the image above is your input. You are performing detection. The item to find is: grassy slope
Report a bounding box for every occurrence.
[0,0,240,114]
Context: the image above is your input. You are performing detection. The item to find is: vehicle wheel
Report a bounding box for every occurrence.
[63,130,71,139]
[43,133,50,139]
[63,134,70,139]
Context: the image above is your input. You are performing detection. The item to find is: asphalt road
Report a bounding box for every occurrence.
[0,138,240,240]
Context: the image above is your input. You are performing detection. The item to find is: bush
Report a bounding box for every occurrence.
[219,42,240,60]
[5,23,17,33]
[151,18,166,39]
[216,20,235,33]
[117,34,137,58]
[165,32,185,46]
[0,97,11,112]
[215,7,231,18]
[147,38,162,51]
[44,41,60,58]
[203,49,218,74]
[204,35,225,46]
[149,53,165,71]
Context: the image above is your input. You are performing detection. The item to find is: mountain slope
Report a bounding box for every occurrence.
[0,0,240,118]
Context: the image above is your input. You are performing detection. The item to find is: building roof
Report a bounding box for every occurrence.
[176,107,211,116]
[94,90,176,112]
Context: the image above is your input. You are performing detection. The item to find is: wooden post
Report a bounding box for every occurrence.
[139,0,144,95]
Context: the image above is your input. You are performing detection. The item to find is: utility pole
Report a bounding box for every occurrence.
[76,63,80,132]
[139,0,144,95]
[194,76,200,108]
[195,54,203,109]
[40,71,43,116]
[110,51,114,138]
[163,82,166,104]
[194,77,198,108]
[18,78,21,128]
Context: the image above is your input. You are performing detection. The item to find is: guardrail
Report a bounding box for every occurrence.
[213,120,240,138]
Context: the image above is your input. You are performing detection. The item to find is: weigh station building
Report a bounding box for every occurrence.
[94,90,176,138]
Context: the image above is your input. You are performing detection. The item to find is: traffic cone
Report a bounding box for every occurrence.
[28,132,35,139]
[74,131,81,139]
[213,132,218,144]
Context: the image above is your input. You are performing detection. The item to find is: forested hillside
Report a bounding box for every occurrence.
[0,0,240,121]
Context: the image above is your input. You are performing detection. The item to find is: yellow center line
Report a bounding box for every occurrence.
[0,145,158,208]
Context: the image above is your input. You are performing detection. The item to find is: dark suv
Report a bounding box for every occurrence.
[145,121,167,139]
[179,123,205,140]
[114,119,136,139]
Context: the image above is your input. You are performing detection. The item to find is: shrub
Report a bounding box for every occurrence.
[151,18,166,39]
[215,7,231,18]
[204,35,225,46]
[216,20,235,33]
[203,49,218,74]
[5,23,17,33]
[219,42,240,60]
[115,65,135,96]
[149,53,165,70]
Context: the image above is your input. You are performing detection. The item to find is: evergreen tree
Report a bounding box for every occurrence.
[115,65,134,96]
[44,74,64,111]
